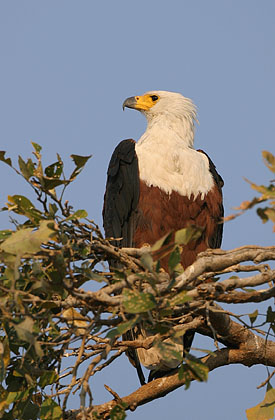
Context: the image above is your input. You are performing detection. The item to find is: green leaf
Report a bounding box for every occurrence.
[70,154,92,180]
[14,317,35,344]
[0,230,13,240]
[44,161,63,179]
[185,354,208,383]
[246,385,275,420]
[151,232,173,251]
[39,371,59,388]
[34,340,44,358]
[18,156,35,180]
[21,400,40,419]
[0,384,9,408]
[66,209,88,220]
[0,357,4,384]
[262,151,275,173]
[257,207,269,224]
[178,364,191,389]
[7,194,43,223]
[7,194,35,210]
[40,398,62,420]
[71,154,92,168]
[0,151,12,167]
[266,306,275,323]
[2,338,10,372]
[249,309,258,325]
[140,252,154,271]
[0,220,56,257]
[106,316,138,338]
[263,208,275,223]
[110,403,127,420]
[6,389,30,404]
[246,179,275,199]
[62,308,88,335]
[31,142,42,153]
[49,203,58,217]
[170,291,193,307]
[122,289,156,313]
[174,226,203,245]
[168,246,181,273]
[40,176,68,190]
[0,338,10,383]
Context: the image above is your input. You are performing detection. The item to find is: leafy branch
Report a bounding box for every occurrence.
[225,151,275,231]
[0,142,92,220]
[0,146,274,420]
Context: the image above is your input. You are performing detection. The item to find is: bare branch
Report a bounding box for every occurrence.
[176,246,275,289]
[67,332,275,420]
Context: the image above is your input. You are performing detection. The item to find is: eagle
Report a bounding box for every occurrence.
[103,90,224,384]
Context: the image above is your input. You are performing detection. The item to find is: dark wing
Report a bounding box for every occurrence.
[103,139,146,385]
[197,149,224,249]
[103,139,140,247]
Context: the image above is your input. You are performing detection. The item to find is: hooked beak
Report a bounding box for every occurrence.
[122,96,137,111]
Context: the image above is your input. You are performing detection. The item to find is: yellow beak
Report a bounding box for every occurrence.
[123,94,157,111]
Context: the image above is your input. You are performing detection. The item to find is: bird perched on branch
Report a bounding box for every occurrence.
[103,90,224,384]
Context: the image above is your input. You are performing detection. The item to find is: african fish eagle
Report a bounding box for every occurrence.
[103,90,224,384]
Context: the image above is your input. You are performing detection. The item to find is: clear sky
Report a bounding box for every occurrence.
[0,1,274,419]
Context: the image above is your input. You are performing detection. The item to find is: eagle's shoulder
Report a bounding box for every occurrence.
[197,149,224,190]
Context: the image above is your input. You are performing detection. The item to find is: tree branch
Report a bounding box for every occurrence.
[66,328,275,420]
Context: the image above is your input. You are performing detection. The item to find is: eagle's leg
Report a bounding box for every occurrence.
[147,330,195,382]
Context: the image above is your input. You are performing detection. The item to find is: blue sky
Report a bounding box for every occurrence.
[0,1,274,419]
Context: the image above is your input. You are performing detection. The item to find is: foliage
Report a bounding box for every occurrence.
[246,384,275,420]
[226,151,275,231]
[0,146,274,420]
[0,144,96,419]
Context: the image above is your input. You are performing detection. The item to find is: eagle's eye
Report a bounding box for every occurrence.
[150,95,159,102]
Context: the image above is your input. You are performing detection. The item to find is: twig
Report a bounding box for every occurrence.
[104,384,122,402]
[257,368,275,389]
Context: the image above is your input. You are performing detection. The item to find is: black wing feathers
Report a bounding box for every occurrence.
[205,153,224,190]
[197,149,224,249]
[103,139,139,247]
[103,140,145,385]
[208,155,224,249]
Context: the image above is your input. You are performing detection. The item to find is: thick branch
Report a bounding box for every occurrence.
[62,245,275,418]
[65,306,275,420]
[215,286,275,304]
[176,246,275,289]
[67,246,275,310]
[67,332,275,420]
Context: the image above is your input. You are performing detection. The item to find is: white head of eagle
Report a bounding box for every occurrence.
[123,90,212,199]
[123,90,197,149]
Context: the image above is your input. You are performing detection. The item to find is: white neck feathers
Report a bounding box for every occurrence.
[135,115,214,199]
[145,113,195,148]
